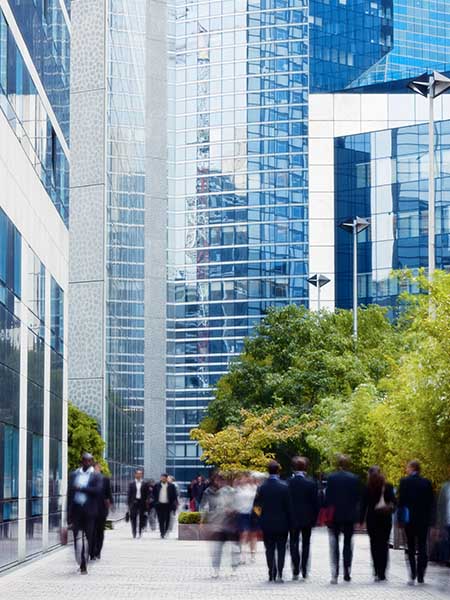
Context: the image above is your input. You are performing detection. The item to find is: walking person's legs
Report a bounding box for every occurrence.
[417,525,429,583]
[301,526,312,578]
[130,503,138,538]
[263,533,277,581]
[342,523,354,581]
[290,528,301,578]
[404,524,418,582]
[368,528,378,578]
[276,532,288,580]
[328,524,340,582]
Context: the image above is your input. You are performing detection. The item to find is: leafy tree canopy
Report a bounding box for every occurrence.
[207,304,401,431]
[68,403,110,475]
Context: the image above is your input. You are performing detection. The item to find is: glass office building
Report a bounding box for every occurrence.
[0,0,69,569]
[167,0,310,483]
[335,119,450,309]
[309,0,393,92]
[166,0,450,484]
[69,0,146,500]
[106,0,147,484]
[350,0,450,87]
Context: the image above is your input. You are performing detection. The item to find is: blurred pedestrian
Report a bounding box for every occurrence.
[153,473,178,538]
[200,472,239,578]
[235,473,258,563]
[67,452,103,574]
[398,460,434,585]
[325,454,361,584]
[253,460,291,583]
[360,466,396,582]
[288,456,319,580]
[436,468,450,565]
[146,478,157,531]
[191,475,207,511]
[127,469,148,539]
[92,462,113,560]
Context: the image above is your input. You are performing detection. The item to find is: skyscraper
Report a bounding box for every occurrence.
[69,0,149,493]
[0,0,69,568]
[161,0,450,485]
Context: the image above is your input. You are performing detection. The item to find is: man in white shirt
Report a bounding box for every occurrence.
[127,469,148,538]
[154,473,178,538]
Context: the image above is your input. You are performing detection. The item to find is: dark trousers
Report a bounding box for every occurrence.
[367,520,392,579]
[130,499,146,538]
[290,526,312,577]
[156,504,171,538]
[405,524,429,581]
[329,522,354,578]
[93,512,107,558]
[72,510,96,571]
[263,531,288,579]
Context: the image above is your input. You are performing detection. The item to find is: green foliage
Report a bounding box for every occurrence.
[191,408,312,472]
[207,303,400,430]
[68,403,110,476]
[178,512,201,524]
[197,272,450,488]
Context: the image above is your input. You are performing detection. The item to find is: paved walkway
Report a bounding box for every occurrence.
[1,524,449,600]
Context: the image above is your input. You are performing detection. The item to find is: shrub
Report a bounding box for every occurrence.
[178,511,201,524]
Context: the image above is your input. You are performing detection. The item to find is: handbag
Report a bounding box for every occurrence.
[397,506,410,525]
[317,505,335,527]
[125,511,130,523]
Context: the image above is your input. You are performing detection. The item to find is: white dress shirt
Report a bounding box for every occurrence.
[159,482,169,504]
[74,466,94,506]
[135,479,142,500]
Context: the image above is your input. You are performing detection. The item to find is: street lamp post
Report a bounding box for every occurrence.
[407,71,450,282]
[339,217,370,340]
[307,273,331,312]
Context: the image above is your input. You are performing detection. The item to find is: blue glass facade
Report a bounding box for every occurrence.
[350,1,450,88]
[8,0,70,141]
[0,208,65,567]
[167,0,309,484]
[0,0,67,569]
[335,120,450,309]
[106,0,146,488]
[0,7,69,224]
[310,0,393,92]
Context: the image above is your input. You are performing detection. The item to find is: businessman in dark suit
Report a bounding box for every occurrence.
[127,469,148,538]
[92,462,113,559]
[288,456,319,580]
[398,460,434,585]
[325,454,361,584]
[67,453,103,574]
[153,473,178,538]
[253,460,291,583]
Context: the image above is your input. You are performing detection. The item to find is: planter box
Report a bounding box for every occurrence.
[178,524,215,541]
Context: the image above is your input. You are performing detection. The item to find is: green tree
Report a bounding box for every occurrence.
[68,403,110,475]
[207,304,400,430]
[191,408,312,472]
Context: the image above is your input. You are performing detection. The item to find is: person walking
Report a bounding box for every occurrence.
[92,462,113,560]
[153,473,178,538]
[67,453,103,574]
[127,469,148,539]
[436,467,450,565]
[235,473,258,563]
[398,460,434,585]
[191,475,207,511]
[200,472,239,578]
[253,460,291,583]
[360,466,396,582]
[324,454,361,584]
[288,456,320,580]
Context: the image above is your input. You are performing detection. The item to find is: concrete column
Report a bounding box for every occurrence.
[144,0,168,479]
